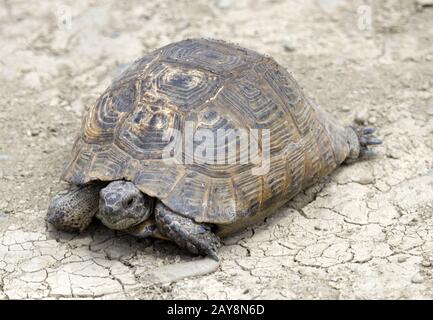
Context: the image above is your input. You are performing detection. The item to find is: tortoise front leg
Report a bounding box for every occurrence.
[154,202,221,261]
[47,183,102,232]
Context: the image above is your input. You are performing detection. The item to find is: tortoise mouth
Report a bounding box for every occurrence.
[99,214,147,230]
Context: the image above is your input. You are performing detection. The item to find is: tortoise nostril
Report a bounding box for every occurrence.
[125,198,134,208]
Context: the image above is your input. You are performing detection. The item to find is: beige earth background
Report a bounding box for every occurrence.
[0,0,432,299]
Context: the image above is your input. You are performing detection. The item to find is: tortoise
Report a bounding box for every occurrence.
[47,38,381,261]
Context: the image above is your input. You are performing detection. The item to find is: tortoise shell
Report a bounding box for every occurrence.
[62,39,351,235]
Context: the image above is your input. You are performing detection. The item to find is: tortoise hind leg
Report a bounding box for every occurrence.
[345,126,383,163]
[47,183,101,232]
[154,202,221,261]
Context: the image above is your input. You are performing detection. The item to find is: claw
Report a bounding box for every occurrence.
[363,127,375,134]
[195,237,220,261]
[206,249,220,261]
[367,137,382,145]
[359,135,382,147]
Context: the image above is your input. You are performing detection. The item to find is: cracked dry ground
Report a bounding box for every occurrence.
[0,0,432,299]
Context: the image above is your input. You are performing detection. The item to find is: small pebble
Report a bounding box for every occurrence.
[411,274,424,284]
[216,0,232,9]
[386,147,402,159]
[26,129,39,137]
[397,256,407,263]
[357,175,374,185]
[341,105,351,112]
[368,116,377,124]
[283,44,296,52]
[20,171,32,177]
[416,0,433,7]
[421,260,431,267]
[355,110,368,125]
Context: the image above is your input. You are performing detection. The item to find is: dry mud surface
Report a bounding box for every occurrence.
[0,0,432,299]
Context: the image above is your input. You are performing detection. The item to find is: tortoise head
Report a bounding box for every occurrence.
[97,180,153,230]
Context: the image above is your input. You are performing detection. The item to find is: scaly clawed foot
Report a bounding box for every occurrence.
[354,126,383,159]
[155,202,221,261]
